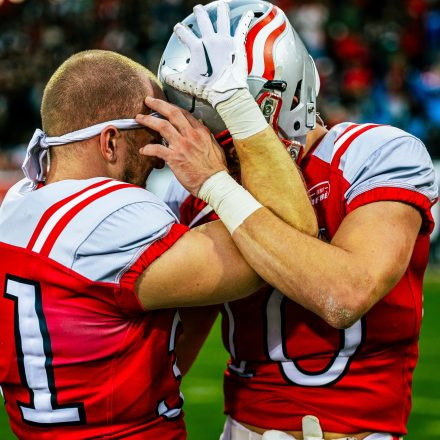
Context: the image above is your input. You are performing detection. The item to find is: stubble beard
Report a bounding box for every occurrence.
[122,139,149,187]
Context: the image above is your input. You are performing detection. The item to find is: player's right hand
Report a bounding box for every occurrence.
[162,1,254,108]
[136,97,227,196]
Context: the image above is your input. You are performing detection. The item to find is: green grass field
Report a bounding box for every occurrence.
[1,274,439,439]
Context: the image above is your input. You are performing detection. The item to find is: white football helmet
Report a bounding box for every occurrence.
[159,0,320,150]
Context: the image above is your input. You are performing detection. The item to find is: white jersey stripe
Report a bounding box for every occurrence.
[331,123,371,161]
[249,9,285,77]
[224,302,236,359]
[31,180,122,253]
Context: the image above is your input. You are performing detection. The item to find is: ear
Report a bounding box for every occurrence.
[99,126,120,163]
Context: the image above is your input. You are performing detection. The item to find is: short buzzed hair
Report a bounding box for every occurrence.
[41,50,161,136]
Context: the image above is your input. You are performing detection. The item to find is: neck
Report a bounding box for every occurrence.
[304,123,328,157]
[45,148,108,185]
[45,168,106,185]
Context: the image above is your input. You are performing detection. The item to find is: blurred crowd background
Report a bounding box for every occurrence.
[0,0,439,256]
[1,0,440,150]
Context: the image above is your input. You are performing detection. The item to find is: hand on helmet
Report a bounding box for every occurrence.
[163,1,254,108]
[136,97,227,196]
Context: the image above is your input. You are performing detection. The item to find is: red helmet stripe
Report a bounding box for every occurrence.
[262,20,287,80]
[246,7,277,74]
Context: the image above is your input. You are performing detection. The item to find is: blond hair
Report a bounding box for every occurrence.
[41,50,161,136]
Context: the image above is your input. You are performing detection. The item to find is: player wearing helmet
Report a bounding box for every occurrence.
[159,1,438,440]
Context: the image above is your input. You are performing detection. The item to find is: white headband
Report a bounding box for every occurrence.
[22,117,157,184]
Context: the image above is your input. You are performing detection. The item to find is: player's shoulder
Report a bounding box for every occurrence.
[0,176,178,258]
[47,177,178,246]
[2,176,168,212]
[313,122,431,176]
[47,176,175,218]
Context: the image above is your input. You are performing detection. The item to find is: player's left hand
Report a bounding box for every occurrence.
[136,97,227,196]
[162,1,254,108]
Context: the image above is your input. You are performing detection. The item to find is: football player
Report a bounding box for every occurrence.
[159,1,438,439]
[0,47,318,438]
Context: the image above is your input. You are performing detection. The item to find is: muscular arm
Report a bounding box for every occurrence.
[234,125,317,234]
[136,220,262,308]
[232,201,422,329]
[175,306,219,376]
[136,97,317,310]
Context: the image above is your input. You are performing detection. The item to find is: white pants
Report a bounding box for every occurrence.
[219,416,401,440]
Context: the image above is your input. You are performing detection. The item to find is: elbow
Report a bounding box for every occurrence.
[321,283,373,330]
[324,309,362,330]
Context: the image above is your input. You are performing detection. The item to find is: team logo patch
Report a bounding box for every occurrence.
[308,181,330,206]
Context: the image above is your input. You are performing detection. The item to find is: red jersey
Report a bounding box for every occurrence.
[0,177,189,439]
[164,123,438,436]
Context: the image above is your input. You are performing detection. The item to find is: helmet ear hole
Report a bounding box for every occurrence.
[294,121,301,131]
[291,80,302,111]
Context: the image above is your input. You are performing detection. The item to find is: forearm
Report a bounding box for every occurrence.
[216,90,317,236]
[235,127,317,234]
[176,306,219,376]
[231,209,374,329]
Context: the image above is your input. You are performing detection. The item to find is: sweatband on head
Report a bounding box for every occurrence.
[22,113,163,185]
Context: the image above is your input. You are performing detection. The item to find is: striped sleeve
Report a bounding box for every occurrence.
[342,132,438,233]
[73,199,189,287]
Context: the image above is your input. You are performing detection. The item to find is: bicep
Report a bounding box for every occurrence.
[331,201,422,300]
[136,220,262,309]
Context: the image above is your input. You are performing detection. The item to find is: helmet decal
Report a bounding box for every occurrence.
[246,7,276,74]
[246,6,287,80]
[263,18,287,80]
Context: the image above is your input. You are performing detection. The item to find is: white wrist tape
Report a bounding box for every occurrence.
[216,89,268,139]
[198,170,263,234]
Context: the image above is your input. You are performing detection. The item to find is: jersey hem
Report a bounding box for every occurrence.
[346,186,436,234]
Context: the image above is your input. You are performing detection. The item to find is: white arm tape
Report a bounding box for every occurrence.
[216,89,268,139]
[198,170,263,234]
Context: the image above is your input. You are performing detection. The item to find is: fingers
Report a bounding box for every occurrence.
[216,1,231,36]
[139,144,171,162]
[194,4,214,37]
[135,111,181,145]
[142,97,193,135]
[174,23,200,49]
[234,10,255,44]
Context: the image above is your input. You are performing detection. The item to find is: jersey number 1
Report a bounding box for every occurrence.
[4,275,85,426]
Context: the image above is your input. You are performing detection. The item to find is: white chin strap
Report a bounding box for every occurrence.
[22,118,145,185]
